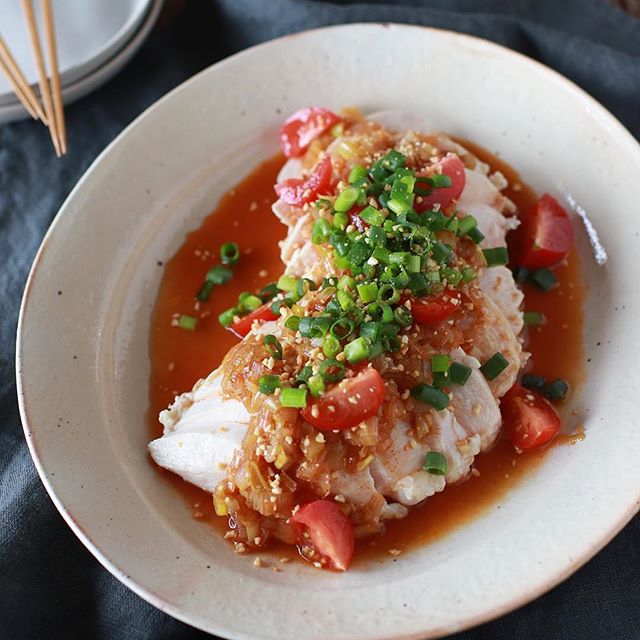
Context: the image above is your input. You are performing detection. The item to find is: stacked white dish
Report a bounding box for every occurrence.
[0,0,162,125]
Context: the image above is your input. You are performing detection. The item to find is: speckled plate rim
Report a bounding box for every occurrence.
[16,23,640,640]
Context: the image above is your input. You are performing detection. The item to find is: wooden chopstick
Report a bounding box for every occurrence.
[40,0,65,154]
[0,35,48,124]
[20,0,61,156]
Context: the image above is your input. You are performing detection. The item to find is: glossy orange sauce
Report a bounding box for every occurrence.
[148,145,585,565]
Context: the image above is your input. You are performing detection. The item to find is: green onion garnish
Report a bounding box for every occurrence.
[377,284,400,304]
[424,451,448,476]
[432,241,453,264]
[259,283,279,302]
[393,306,413,327]
[285,315,301,332]
[544,378,569,401]
[460,266,477,283]
[280,387,307,408]
[334,187,360,213]
[264,334,283,360]
[357,282,379,304]
[333,210,349,230]
[348,164,368,184]
[296,366,313,386]
[312,218,331,244]
[308,374,325,397]
[522,374,546,391]
[431,354,451,373]
[449,362,472,386]
[196,280,215,302]
[177,314,198,331]
[531,268,557,292]
[523,311,545,326]
[513,266,529,283]
[218,307,236,327]
[319,358,346,383]
[330,317,355,339]
[467,227,485,245]
[237,293,262,312]
[411,383,449,410]
[276,274,297,292]
[322,334,341,358]
[344,337,371,364]
[359,206,385,227]
[428,174,452,189]
[206,265,233,285]
[480,352,509,380]
[258,374,281,395]
[457,215,477,236]
[482,247,509,267]
[220,242,240,265]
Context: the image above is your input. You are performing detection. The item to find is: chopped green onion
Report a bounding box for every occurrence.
[359,321,380,343]
[411,383,449,410]
[308,374,325,397]
[393,306,413,327]
[337,289,355,311]
[522,374,546,391]
[319,358,346,383]
[380,304,394,323]
[196,280,215,302]
[178,314,198,331]
[299,316,332,338]
[296,366,313,386]
[544,378,569,401]
[406,254,421,274]
[382,150,405,172]
[334,187,360,212]
[346,240,371,266]
[323,335,341,358]
[344,337,371,364]
[457,215,477,236]
[357,282,379,303]
[467,227,485,244]
[285,315,301,332]
[483,247,509,267]
[423,451,448,476]
[333,210,349,230]
[531,268,557,292]
[378,284,400,304]
[369,226,387,247]
[220,242,240,265]
[431,354,451,374]
[387,198,411,215]
[523,311,545,326]
[258,374,281,395]
[259,283,279,302]
[348,164,368,184]
[218,307,236,327]
[359,206,385,226]
[338,275,356,291]
[277,274,298,292]
[432,241,453,264]
[409,272,429,296]
[280,387,307,408]
[461,266,477,283]
[237,293,262,312]
[330,317,355,339]
[480,352,509,380]
[513,267,529,283]
[428,174,452,189]
[296,278,317,298]
[449,362,472,386]
[206,265,233,285]
[264,334,283,360]
[312,218,331,244]
[431,371,449,388]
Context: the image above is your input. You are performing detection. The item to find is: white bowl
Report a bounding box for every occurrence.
[17,24,640,640]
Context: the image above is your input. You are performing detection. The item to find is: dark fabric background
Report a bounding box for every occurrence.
[1,1,639,638]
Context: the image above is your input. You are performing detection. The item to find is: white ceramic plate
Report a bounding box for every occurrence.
[17,24,640,640]
[0,0,152,105]
[0,0,162,125]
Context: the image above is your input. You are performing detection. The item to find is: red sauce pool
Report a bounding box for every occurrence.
[148,146,585,564]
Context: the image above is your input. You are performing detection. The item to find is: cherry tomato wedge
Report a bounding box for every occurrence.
[290,500,355,571]
[274,156,333,206]
[228,303,279,338]
[519,193,573,269]
[501,383,561,451]
[279,107,341,158]
[414,154,466,212]
[411,290,461,325]
[301,367,384,431]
